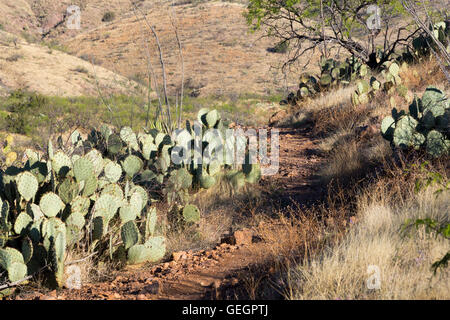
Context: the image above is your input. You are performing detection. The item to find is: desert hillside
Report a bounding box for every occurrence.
[0,1,294,97]
[0,30,142,96]
[64,1,296,97]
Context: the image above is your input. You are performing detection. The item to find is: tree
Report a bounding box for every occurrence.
[245,0,420,71]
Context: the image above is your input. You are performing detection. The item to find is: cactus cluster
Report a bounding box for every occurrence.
[319,56,367,88]
[82,108,260,206]
[285,55,367,105]
[381,86,449,157]
[0,139,166,294]
[352,61,408,106]
[412,21,449,59]
[0,108,263,294]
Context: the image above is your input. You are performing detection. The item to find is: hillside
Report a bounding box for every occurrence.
[64,1,297,97]
[0,1,294,97]
[0,30,142,96]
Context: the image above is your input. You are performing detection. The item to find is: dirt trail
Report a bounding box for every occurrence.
[26,126,324,300]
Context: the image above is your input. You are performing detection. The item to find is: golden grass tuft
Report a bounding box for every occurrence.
[285,166,450,300]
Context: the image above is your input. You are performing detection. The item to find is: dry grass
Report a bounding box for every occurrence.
[285,180,449,300]
[164,175,267,253]
[253,58,450,300]
[0,30,143,97]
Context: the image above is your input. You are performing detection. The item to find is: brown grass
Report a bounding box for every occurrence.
[285,161,449,299]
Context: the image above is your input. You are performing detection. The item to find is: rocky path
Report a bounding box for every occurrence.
[25,127,324,300]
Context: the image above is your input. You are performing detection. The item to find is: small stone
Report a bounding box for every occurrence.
[233,228,253,245]
[172,251,187,262]
[113,293,121,299]
[136,294,147,300]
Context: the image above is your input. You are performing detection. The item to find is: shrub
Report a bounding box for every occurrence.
[3,90,47,135]
[102,11,116,23]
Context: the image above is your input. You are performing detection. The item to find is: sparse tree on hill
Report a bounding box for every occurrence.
[245,0,426,71]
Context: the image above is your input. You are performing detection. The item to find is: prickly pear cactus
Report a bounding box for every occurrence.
[182,204,201,223]
[381,86,449,157]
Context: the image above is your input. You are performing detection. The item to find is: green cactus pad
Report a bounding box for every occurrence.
[144,236,166,262]
[393,116,418,149]
[200,174,216,189]
[73,157,94,182]
[58,178,78,204]
[94,194,121,221]
[65,211,85,230]
[42,217,66,241]
[107,133,123,155]
[426,130,449,157]
[120,127,140,151]
[40,192,65,218]
[388,63,399,76]
[81,175,98,197]
[92,216,105,240]
[142,140,158,161]
[182,204,201,223]
[411,132,426,150]
[126,244,150,265]
[208,160,221,176]
[49,231,66,288]
[145,207,157,239]
[121,221,140,250]
[381,116,396,140]
[7,261,28,282]
[21,237,33,264]
[370,77,381,91]
[52,151,72,177]
[101,183,124,200]
[119,204,139,223]
[71,196,91,216]
[155,133,172,150]
[320,74,332,86]
[103,161,122,183]
[0,247,25,270]
[14,212,32,235]
[356,80,369,95]
[85,149,104,177]
[197,108,210,124]
[206,110,220,128]
[0,200,8,228]
[422,87,448,112]
[16,171,39,202]
[122,155,143,178]
[47,140,54,160]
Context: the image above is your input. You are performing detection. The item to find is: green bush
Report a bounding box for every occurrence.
[3,90,47,135]
[102,11,116,22]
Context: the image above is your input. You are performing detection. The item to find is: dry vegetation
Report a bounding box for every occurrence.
[0,0,448,301]
[0,30,143,96]
[248,59,450,300]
